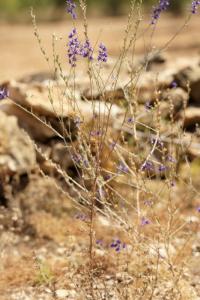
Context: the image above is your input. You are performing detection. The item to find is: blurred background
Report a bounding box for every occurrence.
[0,0,199,82]
[0,0,190,22]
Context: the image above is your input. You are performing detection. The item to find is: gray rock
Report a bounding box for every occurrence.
[0,111,36,175]
[174,65,200,104]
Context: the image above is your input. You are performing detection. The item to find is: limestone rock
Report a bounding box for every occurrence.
[160,87,188,118]
[1,81,122,141]
[0,111,36,175]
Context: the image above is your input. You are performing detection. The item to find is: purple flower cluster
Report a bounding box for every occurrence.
[67,28,80,67]
[67,29,106,67]
[151,0,170,25]
[0,87,9,100]
[80,39,93,61]
[66,0,77,19]
[110,239,126,252]
[191,1,200,13]
[98,43,108,63]
[141,160,154,171]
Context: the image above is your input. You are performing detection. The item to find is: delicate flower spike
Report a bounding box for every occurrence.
[68,28,76,38]
[67,28,80,67]
[191,1,200,14]
[98,43,108,63]
[80,39,93,61]
[66,0,77,19]
[0,87,9,100]
[151,0,170,25]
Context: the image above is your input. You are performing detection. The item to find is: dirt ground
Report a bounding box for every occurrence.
[1,14,200,82]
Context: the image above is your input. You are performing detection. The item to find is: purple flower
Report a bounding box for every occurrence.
[141,160,154,171]
[151,0,170,25]
[110,239,126,252]
[196,206,200,213]
[80,39,93,61]
[67,28,80,67]
[158,164,167,172]
[141,217,151,226]
[98,43,108,63]
[0,87,9,100]
[191,1,200,14]
[127,117,134,123]
[105,174,112,180]
[170,81,178,89]
[117,162,129,174]
[66,0,77,19]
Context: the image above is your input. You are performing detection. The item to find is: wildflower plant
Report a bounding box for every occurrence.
[151,0,170,25]
[25,0,200,298]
